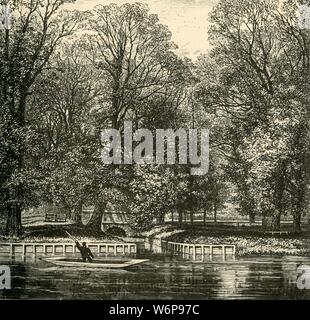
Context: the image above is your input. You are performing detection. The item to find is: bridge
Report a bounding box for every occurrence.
[82,202,136,237]
[101,211,135,237]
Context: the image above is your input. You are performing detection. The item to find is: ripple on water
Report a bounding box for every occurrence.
[0,254,310,299]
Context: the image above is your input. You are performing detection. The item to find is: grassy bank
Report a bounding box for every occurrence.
[166,231,310,256]
[0,224,124,243]
[1,222,310,257]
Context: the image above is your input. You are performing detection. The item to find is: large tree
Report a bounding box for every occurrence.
[0,0,80,236]
[86,3,189,130]
[80,3,191,230]
[196,0,310,230]
[27,40,105,224]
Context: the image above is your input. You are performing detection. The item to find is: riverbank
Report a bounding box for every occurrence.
[1,222,310,257]
[166,231,310,256]
[0,224,124,243]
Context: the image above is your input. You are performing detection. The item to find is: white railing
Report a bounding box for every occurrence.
[161,240,236,260]
[0,242,137,256]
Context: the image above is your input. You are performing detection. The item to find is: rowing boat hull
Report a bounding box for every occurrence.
[41,257,149,269]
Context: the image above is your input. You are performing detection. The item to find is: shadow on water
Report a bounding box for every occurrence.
[1,253,310,299]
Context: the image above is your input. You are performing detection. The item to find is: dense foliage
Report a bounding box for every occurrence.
[0,0,309,236]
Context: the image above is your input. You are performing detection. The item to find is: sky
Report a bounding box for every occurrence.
[67,0,219,60]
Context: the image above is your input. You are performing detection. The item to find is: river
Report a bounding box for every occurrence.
[1,254,310,300]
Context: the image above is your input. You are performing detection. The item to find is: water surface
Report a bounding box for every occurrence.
[0,254,309,300]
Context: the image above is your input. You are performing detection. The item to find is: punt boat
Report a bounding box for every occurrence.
[41,256,149,269]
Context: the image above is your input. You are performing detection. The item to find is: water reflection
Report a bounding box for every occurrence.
[0,254,310,300]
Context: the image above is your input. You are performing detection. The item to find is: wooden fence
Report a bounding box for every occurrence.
[161,240,236,260]
[0,242,137,257]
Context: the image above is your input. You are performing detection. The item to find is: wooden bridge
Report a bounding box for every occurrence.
[101,212,136,237]
[82,203,136,237]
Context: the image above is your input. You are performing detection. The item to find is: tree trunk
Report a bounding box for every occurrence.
[86,201,106,233]
[273,163,285,231]
[290,173,306,233]
[178,211,183,224]
[190,211,194,225]
[156,215,165,224]
[5,204,23,237]
[249,211,255,224]
[291,195,303,233]
[290,123,308,233]
[73,202,83,225]
[262,215,267,229]
[4,131,24,237]
[262,214,280,231]
[203,209,207,226]
[292,213,301,232]
[213,202,217,223]
[5,164,24,237]
[271,213,281,231]
[4,93,26,237]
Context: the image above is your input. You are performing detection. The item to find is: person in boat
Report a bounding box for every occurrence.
[75,241,94,263]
